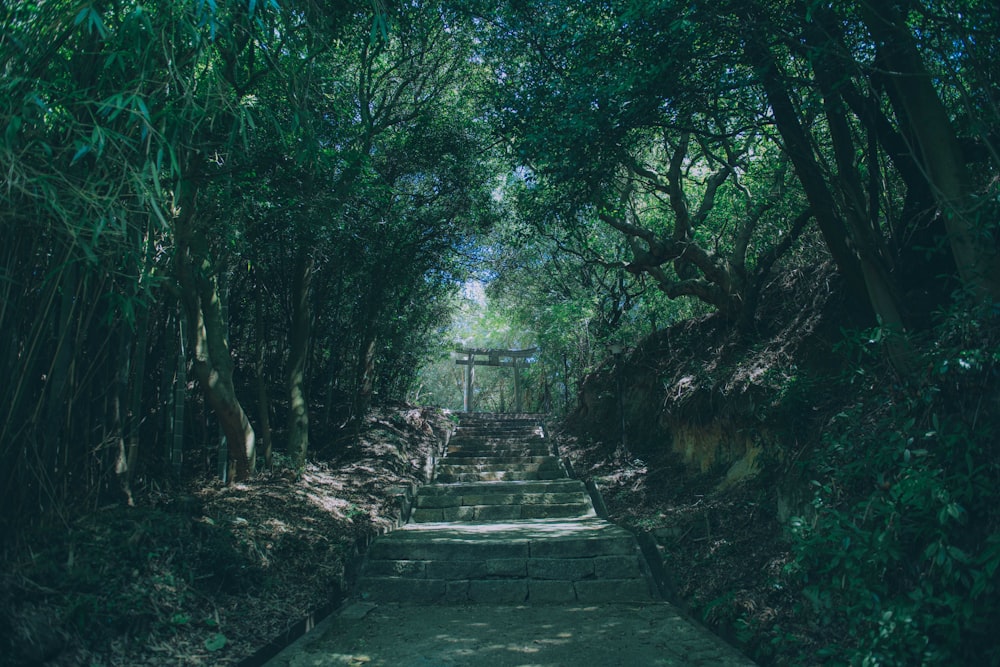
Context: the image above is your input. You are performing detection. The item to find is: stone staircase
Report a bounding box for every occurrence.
[358,413,655,603]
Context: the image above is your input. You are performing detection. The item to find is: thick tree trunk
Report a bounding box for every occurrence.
[287,250,314,469]
[807,36,918,375]
[174,179,256,481]
[742,33,871,312]
[753,34,917,372]
[860,3,1000,301]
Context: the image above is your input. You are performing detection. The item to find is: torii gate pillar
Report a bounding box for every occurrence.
[463,351,474,412]
[513,360,523,413]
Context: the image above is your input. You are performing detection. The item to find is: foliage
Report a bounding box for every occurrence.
[0,0,496,523]
[785,300,1000,665]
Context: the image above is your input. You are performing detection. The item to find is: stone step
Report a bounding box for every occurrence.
[366,519,639,561]
[450,432,544,443]
[435,460,562,475]
[438,455,554,466]
[416,489,588,509]
[415,492,588,520]
[435,469,565,483]
[454,427,542,436]
[418,479,588,496]
[359,519,652,603]
[447,444,552,457]
[457,413,546,423]
[448,439,547,452]
[360,576,652,604]
[410,501,594,522]
[448,440,552,456]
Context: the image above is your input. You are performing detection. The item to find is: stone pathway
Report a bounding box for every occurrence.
[264,413,757,666]
[359,413,653,603]
[265,601,757,666]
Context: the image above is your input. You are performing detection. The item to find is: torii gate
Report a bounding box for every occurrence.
[455,347,537,412]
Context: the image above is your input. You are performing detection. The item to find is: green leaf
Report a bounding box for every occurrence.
[947,545,969,564]
[71,144,91,165]
[204,633,227,651]
[5,115,22,146]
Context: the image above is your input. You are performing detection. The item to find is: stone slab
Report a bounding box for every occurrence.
[485,558,527,577]
[362,577,446,602]
[574,578,652,602]
[527,557,595,580]
[362,559,427,577]
[467,579,528,603]
[425,560,488,580]
[594,554,643,579]
[530,535,635,558]
[264,602,758,666]
[527,579,578,603]
[520,503,594,519]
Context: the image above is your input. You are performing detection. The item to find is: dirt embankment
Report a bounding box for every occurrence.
[558,261,858,663]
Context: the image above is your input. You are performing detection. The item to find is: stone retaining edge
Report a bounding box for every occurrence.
[583,477,674,602]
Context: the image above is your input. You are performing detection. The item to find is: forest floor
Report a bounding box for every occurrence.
[556,432,815,666]
[0,406,454,666]
[1,404,801,666]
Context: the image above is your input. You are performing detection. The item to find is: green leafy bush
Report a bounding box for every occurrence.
[786,304,1000,665]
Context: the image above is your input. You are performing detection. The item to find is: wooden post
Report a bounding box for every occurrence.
[464,352,474,412]
[513,359,523,413]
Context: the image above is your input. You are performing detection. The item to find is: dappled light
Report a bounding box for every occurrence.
[271,602,748,666]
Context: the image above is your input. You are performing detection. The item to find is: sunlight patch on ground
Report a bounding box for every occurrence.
[263,518,291,533]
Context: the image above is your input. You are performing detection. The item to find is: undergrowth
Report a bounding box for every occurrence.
[783,298,1000,665]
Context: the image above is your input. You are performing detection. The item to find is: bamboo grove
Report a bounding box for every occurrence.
[1,0,497,532]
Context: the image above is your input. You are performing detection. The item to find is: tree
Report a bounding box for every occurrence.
[475,0,999,376]
[476,0,815,325]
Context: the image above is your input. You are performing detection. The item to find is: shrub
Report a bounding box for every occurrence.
[786,303,1000,665]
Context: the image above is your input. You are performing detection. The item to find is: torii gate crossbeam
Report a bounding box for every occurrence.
[455,347,537,412]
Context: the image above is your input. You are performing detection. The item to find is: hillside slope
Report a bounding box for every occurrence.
[558,261,1000,665]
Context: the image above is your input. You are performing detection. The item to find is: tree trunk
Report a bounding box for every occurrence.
[806,31,919,375]
[174,178,256,482]
[123,299,150,492]
[742,30,875,317]
[287,250,314,469]
[322,356,341,430]
[860,3,1000,301]
[254,278,273,469]
[42,261,77,482]
[171,313,187,474]
[113,325,133,505]
[354,335,378,421]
